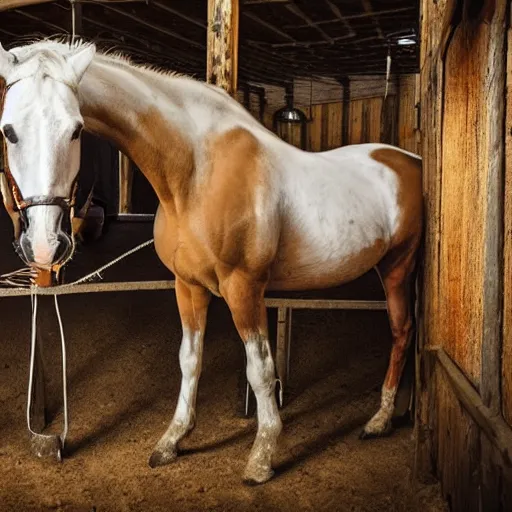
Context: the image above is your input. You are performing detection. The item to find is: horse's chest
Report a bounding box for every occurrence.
[153,207,222,294]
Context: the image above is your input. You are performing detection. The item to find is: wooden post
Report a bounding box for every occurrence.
[257,88,265,123]
[243,83,250,109]
[341,77,350,146]
[118,152,133,214]
[207,0,239,96]
[275,307,292,408]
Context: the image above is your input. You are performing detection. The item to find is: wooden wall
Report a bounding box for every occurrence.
[240,74,418,154]
[415,1,512,510]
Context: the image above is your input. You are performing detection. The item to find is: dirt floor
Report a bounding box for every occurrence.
[0,214,448,512]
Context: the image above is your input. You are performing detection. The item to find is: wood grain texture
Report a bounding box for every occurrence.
[503,23,512,429]
[0,0,140,10]
[414,0,451,487]
[207,0,239,96]
[438,18,492,387]
[380,94,398,146]
[480,0,506,416]
[325,102,343,149]
[308,104,323,152]
[118,152,133,214]
[348,97,382,145]
[433,365,481,512]
[348,99,363,145]
[398,74,418,153]
[416,0,512,508]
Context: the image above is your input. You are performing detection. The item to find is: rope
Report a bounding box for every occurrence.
[62,238,154,287]
[54,294,69,445]
[0,238,155,292]
[384,47,391,100]
[11,236,154,454]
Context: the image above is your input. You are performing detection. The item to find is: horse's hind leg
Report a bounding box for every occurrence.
[149,279,211,467]
[360,245,417,439]
[223,271,282,484]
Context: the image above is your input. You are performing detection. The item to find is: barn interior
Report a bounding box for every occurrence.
[1,0,508,511]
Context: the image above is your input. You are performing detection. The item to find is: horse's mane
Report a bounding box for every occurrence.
[9,35,216,88]
[7,35,276,139]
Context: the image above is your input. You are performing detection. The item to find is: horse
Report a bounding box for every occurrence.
[0,39,423,484]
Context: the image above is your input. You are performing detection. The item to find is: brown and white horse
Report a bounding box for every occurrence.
[0,39,423,484]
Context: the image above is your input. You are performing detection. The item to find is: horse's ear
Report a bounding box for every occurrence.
[0,43,16,80]
[67,44,96,82]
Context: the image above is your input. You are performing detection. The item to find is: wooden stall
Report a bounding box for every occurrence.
[237,74,419,153]
[414,0,512,510]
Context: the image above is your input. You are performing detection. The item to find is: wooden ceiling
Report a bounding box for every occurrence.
[0,0,419,87]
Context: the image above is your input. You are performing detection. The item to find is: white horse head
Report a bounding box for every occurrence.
[0,41,95,269]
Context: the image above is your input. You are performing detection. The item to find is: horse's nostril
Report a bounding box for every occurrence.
[18,234,33,264]
[54,234,73,263]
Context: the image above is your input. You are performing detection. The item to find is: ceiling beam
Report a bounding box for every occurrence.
[0,0,143,12]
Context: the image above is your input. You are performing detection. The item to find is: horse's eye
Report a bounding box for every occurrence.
[71,124,83,141]
[2,124,18,144]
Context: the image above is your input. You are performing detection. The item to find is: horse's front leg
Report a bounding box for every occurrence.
[223,271,282,485]
[149,278,211,467]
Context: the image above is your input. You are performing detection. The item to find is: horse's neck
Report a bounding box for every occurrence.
[78,59,196,211]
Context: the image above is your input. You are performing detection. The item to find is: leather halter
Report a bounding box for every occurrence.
[0,77,79,229]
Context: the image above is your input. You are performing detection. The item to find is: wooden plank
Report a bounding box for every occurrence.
[262,108,274,132]
[503,18,512,429]
[380,94,397,146]
[432,347,512,467]
[326,102,343,149]
[480,0,507,415]
[398,74,418,152]
[414,0,448,484]
[264,298,386,310]
[480,2,508,507]
[0,0,141,10]
[433,357,482,512]
[438,16,493,386]
[367,97,382,143]
[349,99,363,145]
[341,78,350,146]
[206,0,239,96]
[117,152,133,214]
[275,307,292,406]
[308,104,323,151]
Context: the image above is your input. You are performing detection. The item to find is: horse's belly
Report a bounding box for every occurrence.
[268,231,389,291]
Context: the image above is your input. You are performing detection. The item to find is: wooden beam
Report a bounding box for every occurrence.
[341,77,350,146]
[283,6,415,28]
[0,0,142,11]
[207,0,239,96]
[102,4,205,50]
[243,11,296,42]
[480,0,507,415]
[151,1,207,29]
[118,152,133,214]
[431,347,512,471]
[285,3,333,43]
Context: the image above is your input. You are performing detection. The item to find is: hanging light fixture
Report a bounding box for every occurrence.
[273,84,308,150]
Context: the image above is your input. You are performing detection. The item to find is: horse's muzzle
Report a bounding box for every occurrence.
[17,231,73,270]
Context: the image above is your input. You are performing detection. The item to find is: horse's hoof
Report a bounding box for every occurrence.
[242,466,274,485]
[359,429,378,440]
[359,424,392,440]
[148,447,178,468]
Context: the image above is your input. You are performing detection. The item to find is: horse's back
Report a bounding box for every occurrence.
[268,143,422,291]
